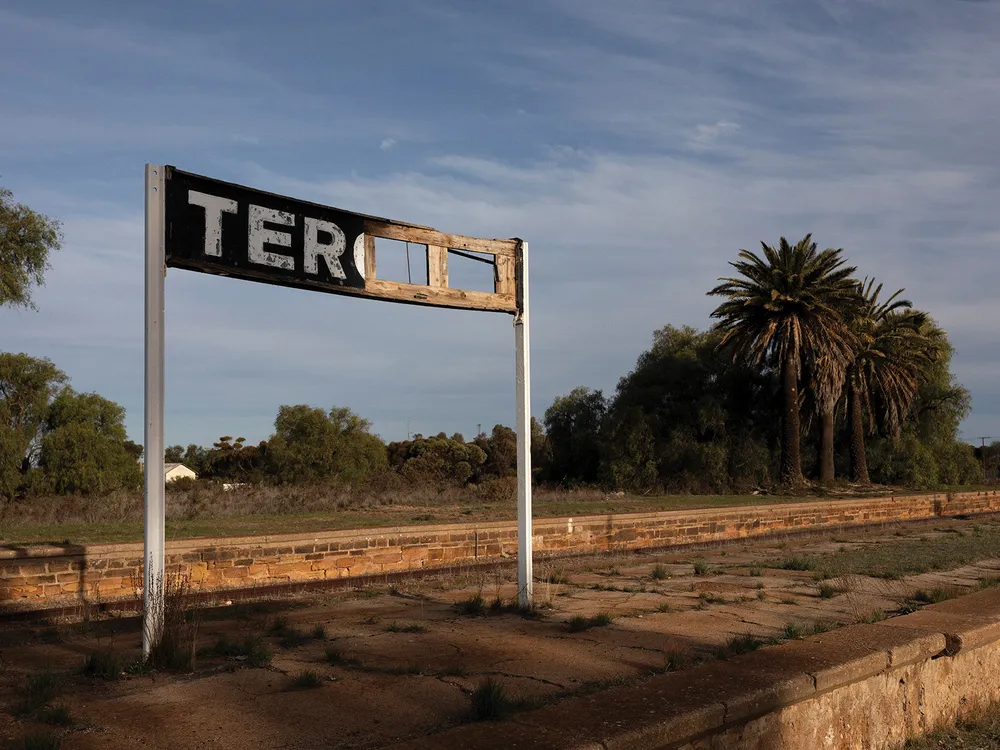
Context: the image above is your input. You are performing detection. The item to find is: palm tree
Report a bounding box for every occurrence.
[845,279,937,484]
[809,351,849,485]
[709,235,857,486]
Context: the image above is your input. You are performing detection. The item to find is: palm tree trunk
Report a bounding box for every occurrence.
[780,352,804,486]
[819,405,836,485]
[848,374,870,484]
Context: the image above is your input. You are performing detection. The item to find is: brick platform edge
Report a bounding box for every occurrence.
[2,489,999,612]
[384,586,1000,750]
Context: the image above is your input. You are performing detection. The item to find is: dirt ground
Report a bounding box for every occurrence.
[3,514,1000,750]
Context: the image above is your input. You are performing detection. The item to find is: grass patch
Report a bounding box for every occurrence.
[783,622,804,640]
[17,671,60,716]
[457,593,486,616]
[651,564,669,580]
[781,557,816,571]
[657,602,672,613]
[912,587,957,605]
[856,609,887,624]
[290,670,323,689]
[17,731,63,750]
[36,705,73,727]
[803,526,1000,581]
[470,677,513,721]
[325,646,362,668]
[386,622,427,633]
[780,597,798,605]
[207,635,273,667]
[904,700,1000,748]
[717,633,765,660]
[756,590,767,601]
[692,560,710,576]
[567,614,613,632]
[311,624,326,640]
[818,582,839,599]
[83,648,122,680]
[748,566,763,577]
[698,592,727,605]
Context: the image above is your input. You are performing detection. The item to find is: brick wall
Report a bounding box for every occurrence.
[2,490,998,611]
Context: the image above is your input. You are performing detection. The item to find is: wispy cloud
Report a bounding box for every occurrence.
[3,0,1000,444]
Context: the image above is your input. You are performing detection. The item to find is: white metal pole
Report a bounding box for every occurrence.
[143,164,166,658]
[515,240,533,607]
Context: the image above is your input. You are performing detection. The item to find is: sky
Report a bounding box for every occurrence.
[2,0,1000,448]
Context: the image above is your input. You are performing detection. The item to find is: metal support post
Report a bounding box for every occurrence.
[143,164,166,658]
[514,240,533,607]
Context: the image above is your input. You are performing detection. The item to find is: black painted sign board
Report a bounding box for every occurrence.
[163,166,376,293]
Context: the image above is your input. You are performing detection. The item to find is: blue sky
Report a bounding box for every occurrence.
[3,0,1000,448]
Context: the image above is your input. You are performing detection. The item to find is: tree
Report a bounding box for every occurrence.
[543,387,607,485]
[0,353,68,498]
[267,405,387,484]
[39,390,142,494]
[388,434,486,485]
[845,280,936,483]
[605,325,778,492]
[709,235,857,486]
[1,186,62,310]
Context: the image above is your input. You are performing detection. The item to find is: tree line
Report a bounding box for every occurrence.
[0,181,985,500]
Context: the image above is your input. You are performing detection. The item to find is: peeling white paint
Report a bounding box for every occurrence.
[247,204,295,270]
[353,233,366,281]
[303,217,346,279]
[188,190,237,257]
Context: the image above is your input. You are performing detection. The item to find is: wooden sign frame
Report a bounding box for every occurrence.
[142,165,533,657]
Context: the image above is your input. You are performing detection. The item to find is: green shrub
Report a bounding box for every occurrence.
[781,557,815,571]
[83,648,122,680]
[290,670,323,689]
[651,564,668,580]
[567,614,613,632]
[457,593,486,616]
[470,677,513,721]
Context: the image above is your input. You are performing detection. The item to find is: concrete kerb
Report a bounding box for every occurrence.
[383,587,1000,750]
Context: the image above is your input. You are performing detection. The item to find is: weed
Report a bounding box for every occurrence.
[663,643,690,672]
[698,592,727,605]
[783,622,803,640]
[657,603,672,613]
[979,577,1000,590]
[311,624,327,640]
[143,572,199,672]
[17,672,60,716]
[387,622,426,633]
[809,621,834,635]
[780,597,798,606]
[268,616,290,634]
[36,705,72,727]
[781,557,816,571]
[748,566,763,577]
[325,646,361,668]
[490,596,505,611]
[291,670,323,689]
[546,571,570,584]
[857,609,887,624]
[470,677,513,721]
[692,560,710,576]
[717,633,764,660]
[755,581,765,590]
[124,659,153,676]
[651,565,669,580]
[756,590,767,601]
[912,588,955,604]
[83,648,122,680]
[209,635,272,667]
[567,614,613,632]
[18,731,62,750]
[440,665,467,677]
[818,583,839,599]
[457,593,486,616]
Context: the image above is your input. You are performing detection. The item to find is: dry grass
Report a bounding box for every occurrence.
[0,482,819,545]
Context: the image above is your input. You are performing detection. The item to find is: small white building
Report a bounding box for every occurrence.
[164,463,197,483]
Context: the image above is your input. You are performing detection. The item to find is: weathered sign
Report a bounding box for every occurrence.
[164,167,368,292]
[162,166,519,313]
